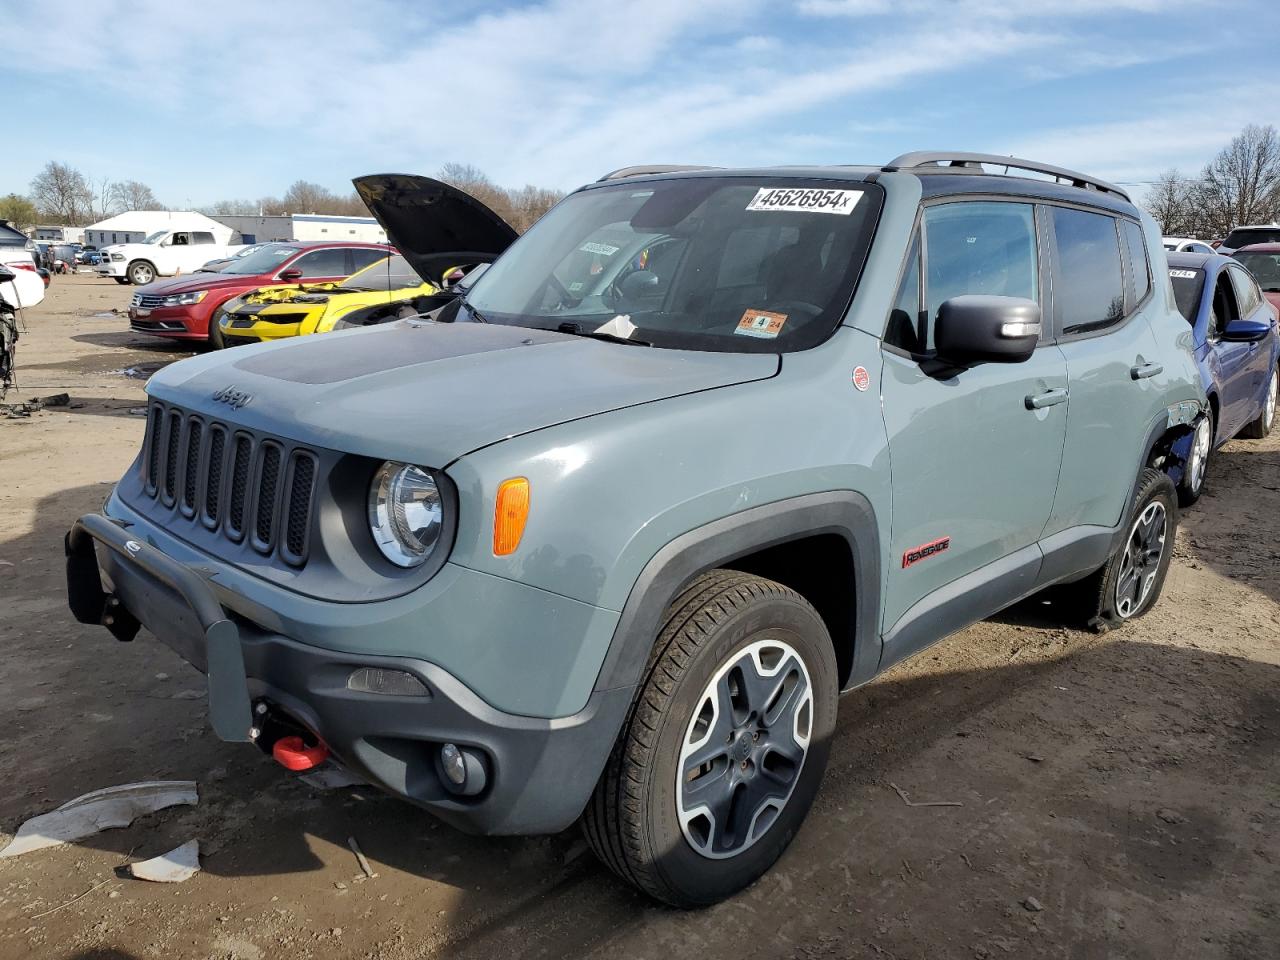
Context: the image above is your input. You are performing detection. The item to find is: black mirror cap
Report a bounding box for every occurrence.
[934,295,1041,366]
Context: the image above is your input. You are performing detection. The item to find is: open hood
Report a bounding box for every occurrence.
[353,174,518,286]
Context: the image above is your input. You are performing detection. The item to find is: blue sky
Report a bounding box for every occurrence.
[3,0,1278,209]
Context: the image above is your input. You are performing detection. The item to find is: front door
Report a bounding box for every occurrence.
[880,200,1068,638]
[1209,268,1256,439]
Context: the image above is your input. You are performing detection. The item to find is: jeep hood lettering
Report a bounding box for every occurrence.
[146,322,778,465]
[353,174,518,286]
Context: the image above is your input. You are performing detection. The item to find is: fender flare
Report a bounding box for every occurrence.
[592,490,883,699]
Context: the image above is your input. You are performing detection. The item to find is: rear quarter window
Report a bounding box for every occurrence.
[1168,267,1205,324]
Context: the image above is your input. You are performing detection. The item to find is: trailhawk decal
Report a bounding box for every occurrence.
[902,536,951,569]
[746,187,861,215]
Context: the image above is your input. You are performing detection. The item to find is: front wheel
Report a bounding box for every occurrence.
[1177,415,1212,506]
[127,261,155,285]
[1240,365,1277,439]
[583,571,837,907]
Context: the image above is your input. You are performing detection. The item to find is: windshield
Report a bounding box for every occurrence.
[143,231,168,244]
[463,177,883,352]
[1225,228,1280,249]
[220,244,302,276]
[1232,251,1280,292]
[1168,267,1206,323]
[339,254,422,291]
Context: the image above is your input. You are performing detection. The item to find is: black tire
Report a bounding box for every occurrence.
[1240,364,1277,440]
[1177,414,1213,507]
[114,277,130,285]
[583,570,838,907]
[127,260,156,286]
[207,315,226,350]
[1063,468,1177,633]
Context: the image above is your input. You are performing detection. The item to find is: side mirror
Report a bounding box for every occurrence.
[1221,316,1272,342]
[934,295,1041,366]
[278,268,303,282]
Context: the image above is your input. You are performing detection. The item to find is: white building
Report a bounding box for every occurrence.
[211,213,388,245]
[33,225,85,243]
[83,211,234,248]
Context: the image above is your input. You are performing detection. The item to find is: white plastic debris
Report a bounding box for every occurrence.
[0,781,198,858]
[127,839,200,882]
[593,314,636,339]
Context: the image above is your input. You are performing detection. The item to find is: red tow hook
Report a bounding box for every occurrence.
[272,736,330,771]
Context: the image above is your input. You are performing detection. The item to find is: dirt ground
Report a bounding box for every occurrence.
[0,274,1276,960]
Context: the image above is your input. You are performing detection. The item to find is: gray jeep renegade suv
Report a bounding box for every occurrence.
[67,153,1207,906]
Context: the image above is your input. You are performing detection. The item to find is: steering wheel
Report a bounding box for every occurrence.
[544,273,577,310]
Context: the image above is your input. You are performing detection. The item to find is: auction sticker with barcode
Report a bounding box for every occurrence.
[1169,269,1198,279]
[746,187,861,215]
[735,309,788,339]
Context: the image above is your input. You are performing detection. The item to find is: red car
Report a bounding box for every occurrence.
[1231,243,1280,313]
[127,241,392,347]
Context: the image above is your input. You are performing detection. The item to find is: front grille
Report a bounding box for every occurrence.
[140,401,319,566]
[131,293,167,309]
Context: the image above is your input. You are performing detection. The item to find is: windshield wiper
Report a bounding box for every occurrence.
[556,321,651,346]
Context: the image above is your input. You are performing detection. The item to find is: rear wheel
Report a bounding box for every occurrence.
[583,571,837,907]
[1240,364,1277,439]
[1061,468,1177,632]
[207,316,226,350]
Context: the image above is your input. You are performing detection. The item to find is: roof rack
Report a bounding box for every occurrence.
[597,164,720,182]
[882,152,1130,202]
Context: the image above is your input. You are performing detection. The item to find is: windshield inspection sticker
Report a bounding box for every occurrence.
[736,309,788,339]
[746,187,861,215]
[580,241,620,256]
[1169,269,1198,279]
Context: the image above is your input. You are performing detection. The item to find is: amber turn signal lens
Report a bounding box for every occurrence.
[493,477,530,556]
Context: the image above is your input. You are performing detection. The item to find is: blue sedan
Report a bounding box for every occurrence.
[1167,251,1279,504]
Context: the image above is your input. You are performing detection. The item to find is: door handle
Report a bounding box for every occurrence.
[1025,388,1068,410]
[1131,362,1163,380]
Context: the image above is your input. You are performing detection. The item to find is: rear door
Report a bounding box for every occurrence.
[1045,209,1165,536]
[880,199,1068,636]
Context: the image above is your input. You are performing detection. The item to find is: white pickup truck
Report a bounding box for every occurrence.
[96,229,236,285]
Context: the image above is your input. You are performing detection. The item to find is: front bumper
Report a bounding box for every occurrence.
[128,304,208,339]
[64,512,631,835]
[97,261,126,278]
[219,307,317,343]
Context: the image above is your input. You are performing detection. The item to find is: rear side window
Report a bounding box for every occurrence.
[349,247,389,272]
[1120,220,1151,307]
[192,232,215,245]
[1051,208,1124,333]
[292,247,350,278]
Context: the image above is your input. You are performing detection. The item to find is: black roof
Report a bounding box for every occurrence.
[915,172,1139,217]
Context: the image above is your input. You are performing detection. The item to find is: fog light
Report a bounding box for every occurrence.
[347,667,429,697]
[440,743,466,786]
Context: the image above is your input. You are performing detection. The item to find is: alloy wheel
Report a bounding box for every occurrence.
[1266,370,1277,430]
[1115,501,1168,618]
[676,637,813,859]
[1188,418,1211,493]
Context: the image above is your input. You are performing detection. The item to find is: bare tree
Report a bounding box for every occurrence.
[91,177,125,221]
[281,180,338,214]
[437,162,516,226]
[1200,124,1280,234]
[30,161,93,224]
[505,184,565,232]
[1144,169,1195,235]
[117,180,164,211]
[202,198,259,216]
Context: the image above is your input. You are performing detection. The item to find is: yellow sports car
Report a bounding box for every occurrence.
[218,174,518,344]
[217,254,435,343]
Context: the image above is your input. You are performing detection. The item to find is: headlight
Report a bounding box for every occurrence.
[110,253,124,261]
[368,462,443,567]
[161,290,207,307]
